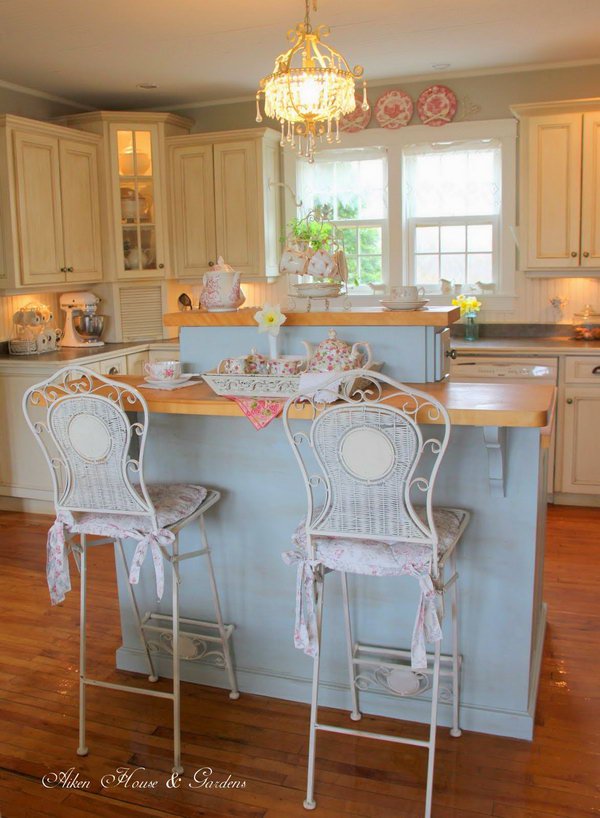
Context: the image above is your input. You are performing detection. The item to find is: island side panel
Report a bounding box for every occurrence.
[180,325,434,382]
[114,412,545,740]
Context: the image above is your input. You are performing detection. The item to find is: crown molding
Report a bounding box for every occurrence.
[0,77,91,111]
[148,57,600,113]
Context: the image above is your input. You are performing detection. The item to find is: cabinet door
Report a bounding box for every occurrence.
[110,124,167,279]
[13,130,65,285]
[581,112,600,269]
[526,114,582,268]
[213,140,259,275]
[561,388,600,494]
[170,143,217,277]
[59,138,103,283]
[126,350,149,376]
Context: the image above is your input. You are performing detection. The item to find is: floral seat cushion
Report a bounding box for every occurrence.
[47,484,208,606]
[283,506,469,670]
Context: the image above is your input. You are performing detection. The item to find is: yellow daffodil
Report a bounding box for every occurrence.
[254,303,287,336]
[452,294,482,317]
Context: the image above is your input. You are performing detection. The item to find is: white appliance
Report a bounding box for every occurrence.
[450,354,558,493]
[60,291,105,348]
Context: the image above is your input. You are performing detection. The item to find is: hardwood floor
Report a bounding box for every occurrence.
[0,506,597,817]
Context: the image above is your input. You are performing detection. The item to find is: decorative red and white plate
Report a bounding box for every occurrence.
[339,94,371,133]
[417,85,457,127]
[374,89,413,129]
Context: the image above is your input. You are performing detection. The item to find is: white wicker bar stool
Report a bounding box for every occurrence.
[23,365,239,775]
[282,369,470,818]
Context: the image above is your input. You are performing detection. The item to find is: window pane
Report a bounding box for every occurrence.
[468,224,493,252]
[415,226,439,253]
[415,254,439,284]
[298,155,386,221]
[359,227,382,255]
[404,144,500,217]
[441,254,466,282]
[467,253,493,284]
[346,256,358,279]
[441,225,466,253]
[360,256,382,284]
[337,194,359,219]
[339,227,357,255]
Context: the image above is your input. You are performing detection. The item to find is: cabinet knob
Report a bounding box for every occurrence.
[592,366,600,375]
[60,266,67,273]
[566,398,573,404]
[108,366,119,375]
[67,266,73,273]
[583,251,590,258]
[446,348,457,359]
[158,263,165,269]
[571,251,578,258]
[208,260,215,267]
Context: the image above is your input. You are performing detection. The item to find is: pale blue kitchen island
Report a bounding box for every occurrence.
[114,308,554,740]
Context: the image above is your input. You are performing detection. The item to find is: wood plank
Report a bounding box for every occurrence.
[118,376,555,429]
[163,306,460,328]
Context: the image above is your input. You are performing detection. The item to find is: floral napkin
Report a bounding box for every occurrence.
[228,396,285,430]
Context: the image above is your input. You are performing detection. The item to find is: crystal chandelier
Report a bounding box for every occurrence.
[256,0,368,162]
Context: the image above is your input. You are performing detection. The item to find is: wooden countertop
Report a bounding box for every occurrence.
[164,306,459,328]
[120,377,555,428]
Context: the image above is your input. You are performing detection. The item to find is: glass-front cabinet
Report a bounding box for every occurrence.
[112,125,163,277]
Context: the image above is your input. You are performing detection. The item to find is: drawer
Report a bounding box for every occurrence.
[564,356,600,384]
[99,355,128,376]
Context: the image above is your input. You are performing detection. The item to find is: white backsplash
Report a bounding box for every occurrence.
[0,292,61,342]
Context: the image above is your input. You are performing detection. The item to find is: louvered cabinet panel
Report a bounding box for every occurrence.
[119,284,164,340]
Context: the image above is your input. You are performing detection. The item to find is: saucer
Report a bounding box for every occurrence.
[380,299,430,311]
[143,374,195,387]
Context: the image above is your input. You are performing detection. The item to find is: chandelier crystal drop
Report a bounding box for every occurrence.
[256,0,368,162]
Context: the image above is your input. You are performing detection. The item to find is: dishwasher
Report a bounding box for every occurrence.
[450,354,558,494]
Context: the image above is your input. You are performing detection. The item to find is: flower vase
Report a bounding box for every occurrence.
[268,333,279,359]
[464,313,479,342]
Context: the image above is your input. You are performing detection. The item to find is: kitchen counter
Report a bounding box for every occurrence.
[121,376,554,428]
[165,306,460,328]
[452,336,600,355]
[0,339,179,368]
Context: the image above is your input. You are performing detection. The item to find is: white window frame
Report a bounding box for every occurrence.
[282,118,517,310]
[293,148,389,292]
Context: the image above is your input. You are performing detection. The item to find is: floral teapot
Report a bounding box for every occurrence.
[302,329,373,373]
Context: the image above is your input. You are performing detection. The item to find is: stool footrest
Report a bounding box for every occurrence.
[83,677,174,700]
[316,722,430,748]
[352,642,460,701]
[140,612,234,669]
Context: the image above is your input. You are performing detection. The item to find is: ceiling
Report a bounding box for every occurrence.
[0,0,599,109]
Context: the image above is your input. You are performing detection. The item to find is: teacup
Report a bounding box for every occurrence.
[144,360,182,381]
[268,357,306,376]
[390,286,425,301]
[217,356,247,375]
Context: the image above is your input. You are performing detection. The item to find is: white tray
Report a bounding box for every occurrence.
[202,362,384,400]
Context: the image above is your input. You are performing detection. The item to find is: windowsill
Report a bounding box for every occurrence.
[347,292,518,311]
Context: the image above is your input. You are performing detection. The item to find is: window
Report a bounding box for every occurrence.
[403,141,502,291]
[297,149,387,288]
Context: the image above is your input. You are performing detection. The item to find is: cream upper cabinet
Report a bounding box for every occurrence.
[13,130,65,285]
[167,128,281,279]
[581,111,600,269]
[169,142,216,276]
[512,99,600,273]
[0,115,103,290]
[59,138,103,282]
[57,112,193,282]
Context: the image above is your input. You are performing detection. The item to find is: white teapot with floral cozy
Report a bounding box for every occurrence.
[200,256,246,312]
[302,329,372,373]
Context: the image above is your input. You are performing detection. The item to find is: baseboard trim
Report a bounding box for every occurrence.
[0,496,54,514]
[552,493,600,507]
[116,646,535,740]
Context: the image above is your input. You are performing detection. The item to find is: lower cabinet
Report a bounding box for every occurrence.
[99,354,128,376]
[560,387,600,495]
[126,350,149,376]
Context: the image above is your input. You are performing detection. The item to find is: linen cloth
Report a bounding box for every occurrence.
[282,507,467,670]
[228,397,286,429]
[46,484,207,605]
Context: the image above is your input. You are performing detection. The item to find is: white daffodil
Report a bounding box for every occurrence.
[254,304,287,336]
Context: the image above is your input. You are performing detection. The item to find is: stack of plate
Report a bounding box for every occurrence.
[379,299,430,311]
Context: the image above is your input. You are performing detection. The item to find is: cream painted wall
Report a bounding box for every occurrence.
[0,84,89,341]
[173,63,600,325]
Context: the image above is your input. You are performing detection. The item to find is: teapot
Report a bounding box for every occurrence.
[200,258,246,313]
[302,329,372,373]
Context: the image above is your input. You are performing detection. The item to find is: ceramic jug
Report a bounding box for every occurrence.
[200,269,246,312]
[302,328,372,373]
